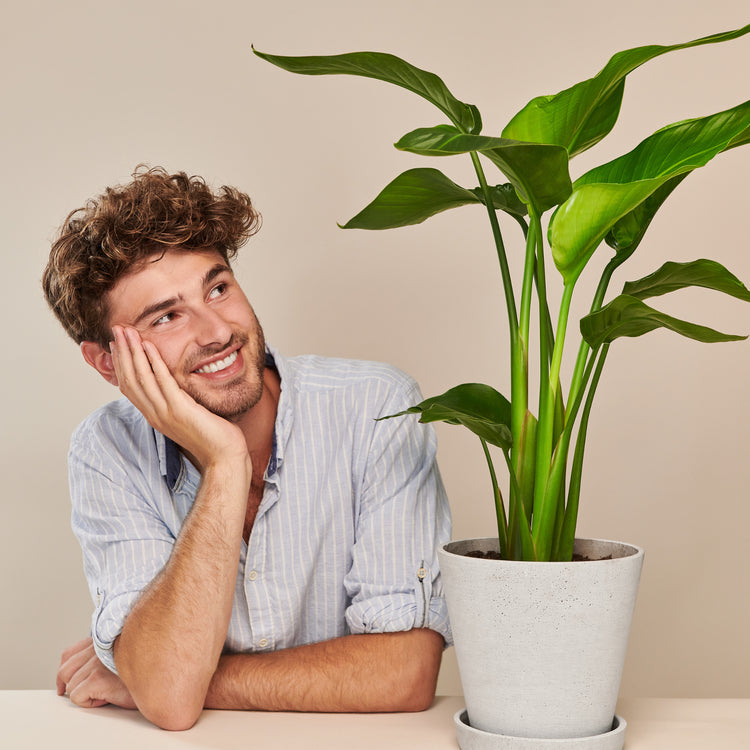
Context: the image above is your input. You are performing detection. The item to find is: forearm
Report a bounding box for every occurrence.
[115,459,250,730]
[204,628,444,713]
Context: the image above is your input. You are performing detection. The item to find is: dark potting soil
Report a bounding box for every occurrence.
[464,549,504,560]
[462,550,613,562]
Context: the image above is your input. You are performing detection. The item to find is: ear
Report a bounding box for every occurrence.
[80,341,119,386]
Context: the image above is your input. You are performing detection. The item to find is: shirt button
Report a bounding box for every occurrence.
[248,570,258,581]
[258,638,269,648]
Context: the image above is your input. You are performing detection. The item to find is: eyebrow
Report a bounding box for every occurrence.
[132,262,233,326]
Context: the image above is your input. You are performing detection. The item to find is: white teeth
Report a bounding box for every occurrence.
[196,350,238,374]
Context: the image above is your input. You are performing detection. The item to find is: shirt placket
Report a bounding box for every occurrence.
[243,476,280,652]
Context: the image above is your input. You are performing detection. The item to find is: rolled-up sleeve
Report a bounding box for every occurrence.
[343,376,453,645]
[68,404,178,672]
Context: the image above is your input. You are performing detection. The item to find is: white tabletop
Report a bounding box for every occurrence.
[1,692,748,749]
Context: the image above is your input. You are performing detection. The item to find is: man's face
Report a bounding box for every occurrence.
[105,248,266,420]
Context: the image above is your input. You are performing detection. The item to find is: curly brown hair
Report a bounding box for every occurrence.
[42,166,261,346]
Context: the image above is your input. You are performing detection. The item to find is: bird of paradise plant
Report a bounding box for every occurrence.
[254,24,750,561]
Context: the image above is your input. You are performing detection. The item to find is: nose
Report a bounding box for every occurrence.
[194,305,232,348]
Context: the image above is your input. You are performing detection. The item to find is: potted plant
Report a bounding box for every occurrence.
[254,24,750,749]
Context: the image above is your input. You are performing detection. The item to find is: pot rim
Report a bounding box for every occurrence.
[440,537,644,565]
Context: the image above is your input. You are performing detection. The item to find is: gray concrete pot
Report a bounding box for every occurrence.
[438,538,643,749]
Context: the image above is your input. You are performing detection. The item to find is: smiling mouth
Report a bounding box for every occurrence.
[194,350,239,374]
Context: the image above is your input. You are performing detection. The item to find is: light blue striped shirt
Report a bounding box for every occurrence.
[68,346,452,672]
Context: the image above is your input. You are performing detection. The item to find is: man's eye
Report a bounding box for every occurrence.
[153,312,174,326]
[209,283,227,299]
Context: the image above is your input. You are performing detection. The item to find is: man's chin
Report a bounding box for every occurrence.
[189,382,263,421]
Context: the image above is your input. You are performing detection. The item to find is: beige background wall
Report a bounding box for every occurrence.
[2,0,748,697]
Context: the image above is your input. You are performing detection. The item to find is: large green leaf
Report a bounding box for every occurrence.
[339,168,526,230]
[502,25,750,156]
[395,124,571,213]
[379,383,512,451]
[623,259,750,302]
[549,100,750,284]
[603,107,750,258]
[603,118,750,260]
[580,294,747,348]
[341,168,478,229]
[252,48,481,134]
[727,123,750,149]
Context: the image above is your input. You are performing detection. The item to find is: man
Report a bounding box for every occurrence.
[45,167,452,731]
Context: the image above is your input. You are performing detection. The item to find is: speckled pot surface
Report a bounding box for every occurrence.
[438,538,643,742]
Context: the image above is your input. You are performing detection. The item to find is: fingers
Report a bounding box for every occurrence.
[65,652,110,708]
[69,669,110,709]
[110,326,248,471]
[141,339,175,388]
[111,327,190,436]
[57,638,96,697]
[111,327,201,435]
[57,638,134,709]
[56,670,66,696]
[58,636,94,668]
[111,326,168,414]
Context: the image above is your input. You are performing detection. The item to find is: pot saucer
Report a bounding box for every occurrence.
[454,710,626,750]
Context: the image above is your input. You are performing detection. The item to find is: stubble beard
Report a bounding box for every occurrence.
[183,323,267,421]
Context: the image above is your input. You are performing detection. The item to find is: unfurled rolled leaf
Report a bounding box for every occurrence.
[395,125,571,213]
[580,294,747,348]
[379,383,512,451]
[604,174,688,258]
[623,259,750,302]
[252,48,481,134]
[470,183,528,218]
[339,168,526,230]
[550,100,750,285]
[502,25,750,156]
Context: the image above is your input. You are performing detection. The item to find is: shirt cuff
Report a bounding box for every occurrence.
[91,589,142,674]
[345,591,453,646]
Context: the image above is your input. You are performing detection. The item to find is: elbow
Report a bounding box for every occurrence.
[114,640,208,730]
[135,690,204,731]
[119,664,205,730]
[149,709,201,732]
[397,676,438,713]
[391,629,443,712]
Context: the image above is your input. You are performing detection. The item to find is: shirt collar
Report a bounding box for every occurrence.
[158,344,292,492]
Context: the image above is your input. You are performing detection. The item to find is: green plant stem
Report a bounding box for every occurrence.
[558,344,610,560]
[545,347,600,559]
[470,151,527,492]
[519,211,539,354]
[533,214,565,460]
[515,211,543,521]
[525,209,553,446]
[535,269,556,366]
[533,228,555,368]
[543,258,619,559]
[532,282,575,559]
[481,438,508,557]
[568,257,618,416]
[470,152,518,338]
[502,449,537,560]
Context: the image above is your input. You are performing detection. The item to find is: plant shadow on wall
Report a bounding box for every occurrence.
[255,25,750,748]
